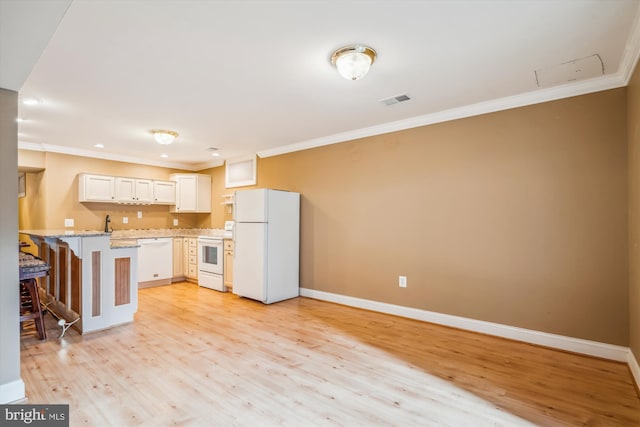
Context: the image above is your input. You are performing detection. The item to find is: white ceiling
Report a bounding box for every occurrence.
[4,0,640,171]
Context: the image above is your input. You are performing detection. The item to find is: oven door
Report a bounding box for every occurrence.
[197,238,223,275]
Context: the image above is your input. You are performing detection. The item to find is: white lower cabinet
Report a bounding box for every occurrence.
[172,237,184,278]
[224,239,234,289]
[186,237,198,281]
[177,237,198,282]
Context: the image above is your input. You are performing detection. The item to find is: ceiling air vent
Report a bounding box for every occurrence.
[380,93,411,106]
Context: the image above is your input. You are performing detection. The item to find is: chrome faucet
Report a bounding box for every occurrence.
[104,214,111,233]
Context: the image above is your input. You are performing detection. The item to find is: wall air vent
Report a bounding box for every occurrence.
[380,93,411,106]
[534,54,604,88]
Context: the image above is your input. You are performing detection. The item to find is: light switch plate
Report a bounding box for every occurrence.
[137,211,142,219]
[123,216,128,224]
[173,219,178,226]
[64,218,74,227]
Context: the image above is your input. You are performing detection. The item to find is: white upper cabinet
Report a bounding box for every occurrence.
[79,173,177,206]
[153,180,176,205]
[115,177,153,204]
[79,174,116,202]
[170,173,211,213]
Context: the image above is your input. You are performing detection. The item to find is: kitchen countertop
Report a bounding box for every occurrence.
[109,239,140,249]
[19,229,110,238]
[20,228,230,249]
[110,228,228,239]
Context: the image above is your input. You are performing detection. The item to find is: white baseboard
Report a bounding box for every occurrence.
[629,350,640,390]
[0,379,25,404]
[299,288,630,362]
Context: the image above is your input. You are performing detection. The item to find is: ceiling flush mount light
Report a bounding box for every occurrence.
[330,45,377,81]
[94,143,104,148]
[151,129,178,145]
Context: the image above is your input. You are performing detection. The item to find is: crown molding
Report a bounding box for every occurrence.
[18,141,203,171]
[259,5,640,159]
[258,72,627,159]
[191,158,225,171]
[620,0,640,84]
[18,3,640,167]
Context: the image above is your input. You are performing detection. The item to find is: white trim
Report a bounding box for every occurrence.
[299,288,629,362]
[620,1,640,85]
[629,349,640,390]
[258,74,626,159]
[0,379,25,404]
[18,141,202,171]
[16,6,640,170]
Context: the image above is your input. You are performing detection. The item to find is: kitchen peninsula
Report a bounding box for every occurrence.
[19,227,230,335]
[19,230,138,334]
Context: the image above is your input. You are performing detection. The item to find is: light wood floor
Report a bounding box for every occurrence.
[20,282,640,426]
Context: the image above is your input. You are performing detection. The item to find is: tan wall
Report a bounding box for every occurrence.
[196,165,230,228]
[18,170,46,230]
[628,66,640,359]
[245,89,628,345]
[18,152,208,231]
[19,88,630,347]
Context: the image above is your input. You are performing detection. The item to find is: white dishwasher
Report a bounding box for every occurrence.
[137,238,173,283]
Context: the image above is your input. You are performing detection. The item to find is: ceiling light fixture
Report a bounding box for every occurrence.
[94,143,104,148]
[151,129,178,145]
[160,153,168,158]
[330,45,377,81]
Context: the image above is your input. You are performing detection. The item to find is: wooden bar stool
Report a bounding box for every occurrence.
[20,278,47,340]
[19,251,50,341]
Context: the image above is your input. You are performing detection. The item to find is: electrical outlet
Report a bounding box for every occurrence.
[123,216,128,224]
[399,275,407,288]
[137,211,142,219]
[64,218,74,227]
[173,218,178,226]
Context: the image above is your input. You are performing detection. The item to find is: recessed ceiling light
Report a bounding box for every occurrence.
[22,97,40,106]
[211,152,220,157]
[94,143,104,148]
[16,117,25,123]
[160,153,169,158]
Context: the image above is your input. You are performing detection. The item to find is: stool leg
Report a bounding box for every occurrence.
[25,279,46,340]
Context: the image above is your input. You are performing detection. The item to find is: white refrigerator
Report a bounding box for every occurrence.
[233,188,300,304]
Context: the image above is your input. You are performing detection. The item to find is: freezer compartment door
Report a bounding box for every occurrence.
[233,222,267,302]
[234,189,268,223]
